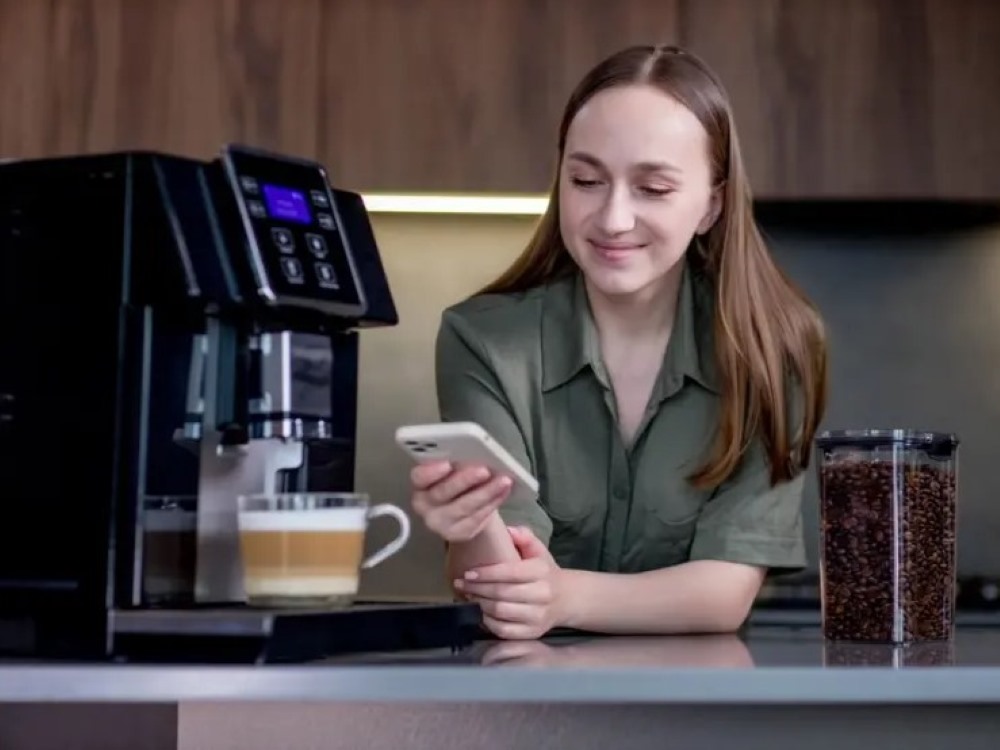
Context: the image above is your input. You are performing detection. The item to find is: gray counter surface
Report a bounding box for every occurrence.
[2,625,1000,705]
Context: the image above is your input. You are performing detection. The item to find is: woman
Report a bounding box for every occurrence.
[409,44,828,639]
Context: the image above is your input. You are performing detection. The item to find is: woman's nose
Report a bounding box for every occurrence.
[596,188,636,235]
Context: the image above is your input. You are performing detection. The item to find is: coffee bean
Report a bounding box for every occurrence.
[819,458,957,642]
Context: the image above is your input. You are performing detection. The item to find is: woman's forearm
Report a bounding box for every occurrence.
[558,560,766,634]
[446,511,520,582]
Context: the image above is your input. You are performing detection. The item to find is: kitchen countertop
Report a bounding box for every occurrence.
[2,625,1000,705]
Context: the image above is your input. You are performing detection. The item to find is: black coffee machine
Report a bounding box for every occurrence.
[0,145,478,662]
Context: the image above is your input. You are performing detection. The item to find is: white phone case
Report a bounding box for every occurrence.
[394,421,540,505]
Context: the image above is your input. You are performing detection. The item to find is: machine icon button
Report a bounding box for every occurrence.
[305,233,328,258]
[315,262,339,289]
[272,227,295,253]
[280,257,304,283]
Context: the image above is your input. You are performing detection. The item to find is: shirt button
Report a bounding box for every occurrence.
[613,487,628,501]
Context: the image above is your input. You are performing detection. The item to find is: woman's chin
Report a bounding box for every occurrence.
[582,267,651,298]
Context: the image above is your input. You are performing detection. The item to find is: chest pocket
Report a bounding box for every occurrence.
[627,399,716,572]
[538,469,606,571]
[536,382,611,569]
[637,497,703,570]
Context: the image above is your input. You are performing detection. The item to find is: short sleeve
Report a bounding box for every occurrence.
[434,310,554,544]
[688,379,809,574]
[687,448,807,574]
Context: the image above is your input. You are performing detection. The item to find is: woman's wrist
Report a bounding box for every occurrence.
[447,511,518,578]
[553,567,589,630]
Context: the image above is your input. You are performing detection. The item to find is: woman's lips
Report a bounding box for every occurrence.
[589,240,645,263]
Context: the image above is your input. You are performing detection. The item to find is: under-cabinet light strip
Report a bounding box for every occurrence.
[360,193,550,216]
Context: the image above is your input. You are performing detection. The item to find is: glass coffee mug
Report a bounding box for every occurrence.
[141,495,198,606]
[235,492,411,608]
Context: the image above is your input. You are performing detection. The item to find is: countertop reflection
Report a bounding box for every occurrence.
[478,633,755,669]
[319,625,1000,670]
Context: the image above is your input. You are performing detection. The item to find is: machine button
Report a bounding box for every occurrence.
[271,227,295,253]
[280,257,304,284]
[247,199,266,218]
[317,212,335,230]
[305,233,328,258]
[239,175,259,194]
[310,189,330,208]
[315,262,339,289]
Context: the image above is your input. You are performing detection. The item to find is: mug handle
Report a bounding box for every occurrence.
[361,503,412,569]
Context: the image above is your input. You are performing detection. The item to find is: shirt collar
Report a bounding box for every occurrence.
[540,260,719,396]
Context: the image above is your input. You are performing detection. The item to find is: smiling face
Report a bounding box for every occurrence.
[557,83,721,301]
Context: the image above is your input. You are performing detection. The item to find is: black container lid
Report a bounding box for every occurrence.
[815,429,959,459]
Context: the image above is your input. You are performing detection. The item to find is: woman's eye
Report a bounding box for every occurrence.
[569,177,672,197]
[639,185,674,198]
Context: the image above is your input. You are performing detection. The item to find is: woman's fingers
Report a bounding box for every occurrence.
[427,464,493,505]
[410,460,453,489]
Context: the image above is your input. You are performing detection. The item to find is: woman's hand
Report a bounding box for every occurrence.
[409,461,513,543]
[456,526,568,640]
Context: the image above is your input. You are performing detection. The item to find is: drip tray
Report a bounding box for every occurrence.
[110,600,483,664]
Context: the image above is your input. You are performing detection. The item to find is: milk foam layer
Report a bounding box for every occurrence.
[238,508,366,532]
[244,575,358,597]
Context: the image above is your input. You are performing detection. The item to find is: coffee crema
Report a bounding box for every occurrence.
[238,508,366,602]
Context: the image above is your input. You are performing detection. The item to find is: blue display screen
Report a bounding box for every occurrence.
[262,183,312,224]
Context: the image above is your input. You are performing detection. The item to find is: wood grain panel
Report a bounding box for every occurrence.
[0,0,678,192]
[0,0,996,197]
[679,0,1000,198]
[679,0,924,197]
[925,0,1000,199]
[0,0,323,160]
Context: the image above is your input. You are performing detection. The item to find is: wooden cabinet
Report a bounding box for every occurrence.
[679,0,1000,199]
[0,0,997,199]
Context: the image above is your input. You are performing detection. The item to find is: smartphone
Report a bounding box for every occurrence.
[394,421,539,505]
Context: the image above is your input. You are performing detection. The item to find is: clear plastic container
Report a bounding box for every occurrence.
[816,429,959,643]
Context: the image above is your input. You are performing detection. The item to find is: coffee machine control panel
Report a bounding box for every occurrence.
[221,145,368,318]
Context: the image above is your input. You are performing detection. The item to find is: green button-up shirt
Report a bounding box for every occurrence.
[435,260,807,574]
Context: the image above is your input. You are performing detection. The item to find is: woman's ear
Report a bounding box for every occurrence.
[696,184,724,235]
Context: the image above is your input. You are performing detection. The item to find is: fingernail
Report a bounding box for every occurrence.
[453,579,464,589]
[464,570,479,581]
[499,476,512,488]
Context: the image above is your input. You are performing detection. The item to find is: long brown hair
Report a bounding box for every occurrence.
[478,44,828,489]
